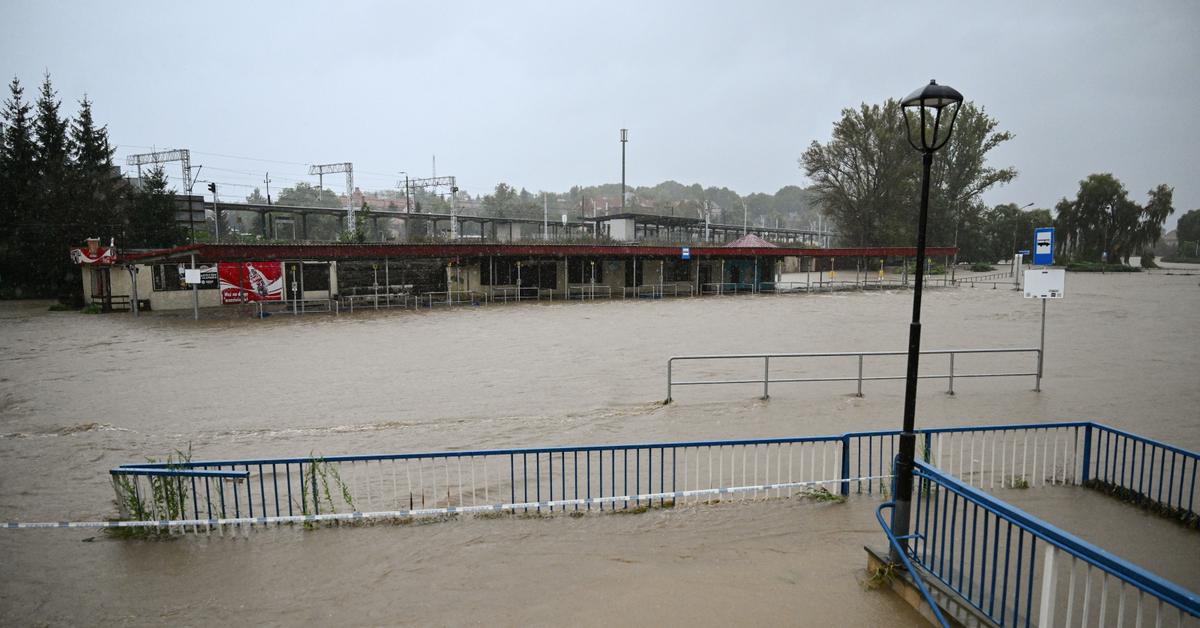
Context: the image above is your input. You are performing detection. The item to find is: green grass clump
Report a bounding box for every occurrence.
[866,561,899,590]
[802,487,846,503]
[1065,261,1139,272]
[1084,479,1200,530]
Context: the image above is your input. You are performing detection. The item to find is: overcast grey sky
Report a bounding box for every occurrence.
[5,1,1198,227]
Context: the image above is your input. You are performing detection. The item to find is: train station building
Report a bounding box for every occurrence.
[71,239,956,313]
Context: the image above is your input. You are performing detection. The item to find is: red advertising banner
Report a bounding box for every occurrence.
[218,261,284,304]
[69,247,115,265]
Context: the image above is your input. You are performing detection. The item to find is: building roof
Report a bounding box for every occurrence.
[726,234,778,248]
[103,242,958,265]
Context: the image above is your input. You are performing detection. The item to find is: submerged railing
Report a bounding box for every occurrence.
[96,421,1200,627]
[665,347,1043,403]
[255,298,339,317]
[107,422,1101,530]
[904,460,1200,626]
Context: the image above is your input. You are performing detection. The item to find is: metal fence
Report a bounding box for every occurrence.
[490,286,540,302]
[1081,423,1199,525]
[903,460,1200,627]
[665,347,1043,403]
[107,422,1094,530]
[255,298,339,317]
[342,293,414,312]
[100,422,1200,627]
[622,284,695,299]
[422,290,482,307]
[567,284,612,300]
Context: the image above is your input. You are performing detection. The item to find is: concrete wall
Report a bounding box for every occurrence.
[152,286,223,310]
[81,263,225,311]
[607,218,636,241]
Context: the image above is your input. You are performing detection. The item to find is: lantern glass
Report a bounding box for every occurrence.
[901,80,963,153]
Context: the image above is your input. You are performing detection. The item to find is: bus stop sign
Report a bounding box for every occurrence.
[1033,227,1054,265]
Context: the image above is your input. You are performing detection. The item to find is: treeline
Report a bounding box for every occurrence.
[474,180,821,229]
[802,98,1175,263]
[0,74,181,300]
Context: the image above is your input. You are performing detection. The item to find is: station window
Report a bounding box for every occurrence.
[302,263,331,291]
[151,263,216,291]
[663,258,691,282]
[567,258,603,284]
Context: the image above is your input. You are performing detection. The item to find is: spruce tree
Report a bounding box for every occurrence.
[69,95,122,240]
[125,166,182,248]
[30,73,75,297]
[0,77,36,296]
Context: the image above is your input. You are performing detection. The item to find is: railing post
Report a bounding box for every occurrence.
[762,356,770,400]
[947,352,955,395]
[1080,424,1093,484]
[840,436,851,496]
[1035,348,1043,392]
[856,354,864,397]
[665,359,673,404]
[1037,546,1059,627]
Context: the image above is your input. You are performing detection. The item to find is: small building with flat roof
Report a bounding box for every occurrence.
[71,242,957,313]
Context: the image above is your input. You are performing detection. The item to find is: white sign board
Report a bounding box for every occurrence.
[184,268,203,284]
[1024,269,1065,299]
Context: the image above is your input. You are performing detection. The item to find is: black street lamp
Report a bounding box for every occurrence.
[891,79,963,562]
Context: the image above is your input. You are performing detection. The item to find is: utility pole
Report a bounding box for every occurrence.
[543,192,548,240]
[186,165,202,244]
[620,128,628,212]
[742,200,748,235]
[399,171,411,212]
[450,182,459,240]
[264,172,272,239]
[208,182,220,243]
[309,163,354,230]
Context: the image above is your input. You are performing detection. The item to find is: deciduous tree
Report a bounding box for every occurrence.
[1054,174,1174,264]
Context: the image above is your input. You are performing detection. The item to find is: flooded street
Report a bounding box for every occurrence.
[1,269,1198,625]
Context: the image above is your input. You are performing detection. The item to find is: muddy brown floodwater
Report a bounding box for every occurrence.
[1,267,1198,626]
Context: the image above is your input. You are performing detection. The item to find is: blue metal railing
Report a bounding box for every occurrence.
[108,421,1097,528]
[106,422,1196,536]
[1081,423,1199,527]
[877,500,951,627]
[909,460,1200,627]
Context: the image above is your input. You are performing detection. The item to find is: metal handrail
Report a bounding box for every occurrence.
[490,285,539,302]
[700,282,744,295]
[423,290,481,307]
[665,347,1043,403]
[913,460,1200,623]
[876,500,951,627]
[342,293,412,312]
[254,298,338,317]
[567,284,612,299]
[111,468,250,479]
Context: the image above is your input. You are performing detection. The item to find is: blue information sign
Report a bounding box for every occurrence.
[681,247,691,260]
[1033,228,1054,266]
